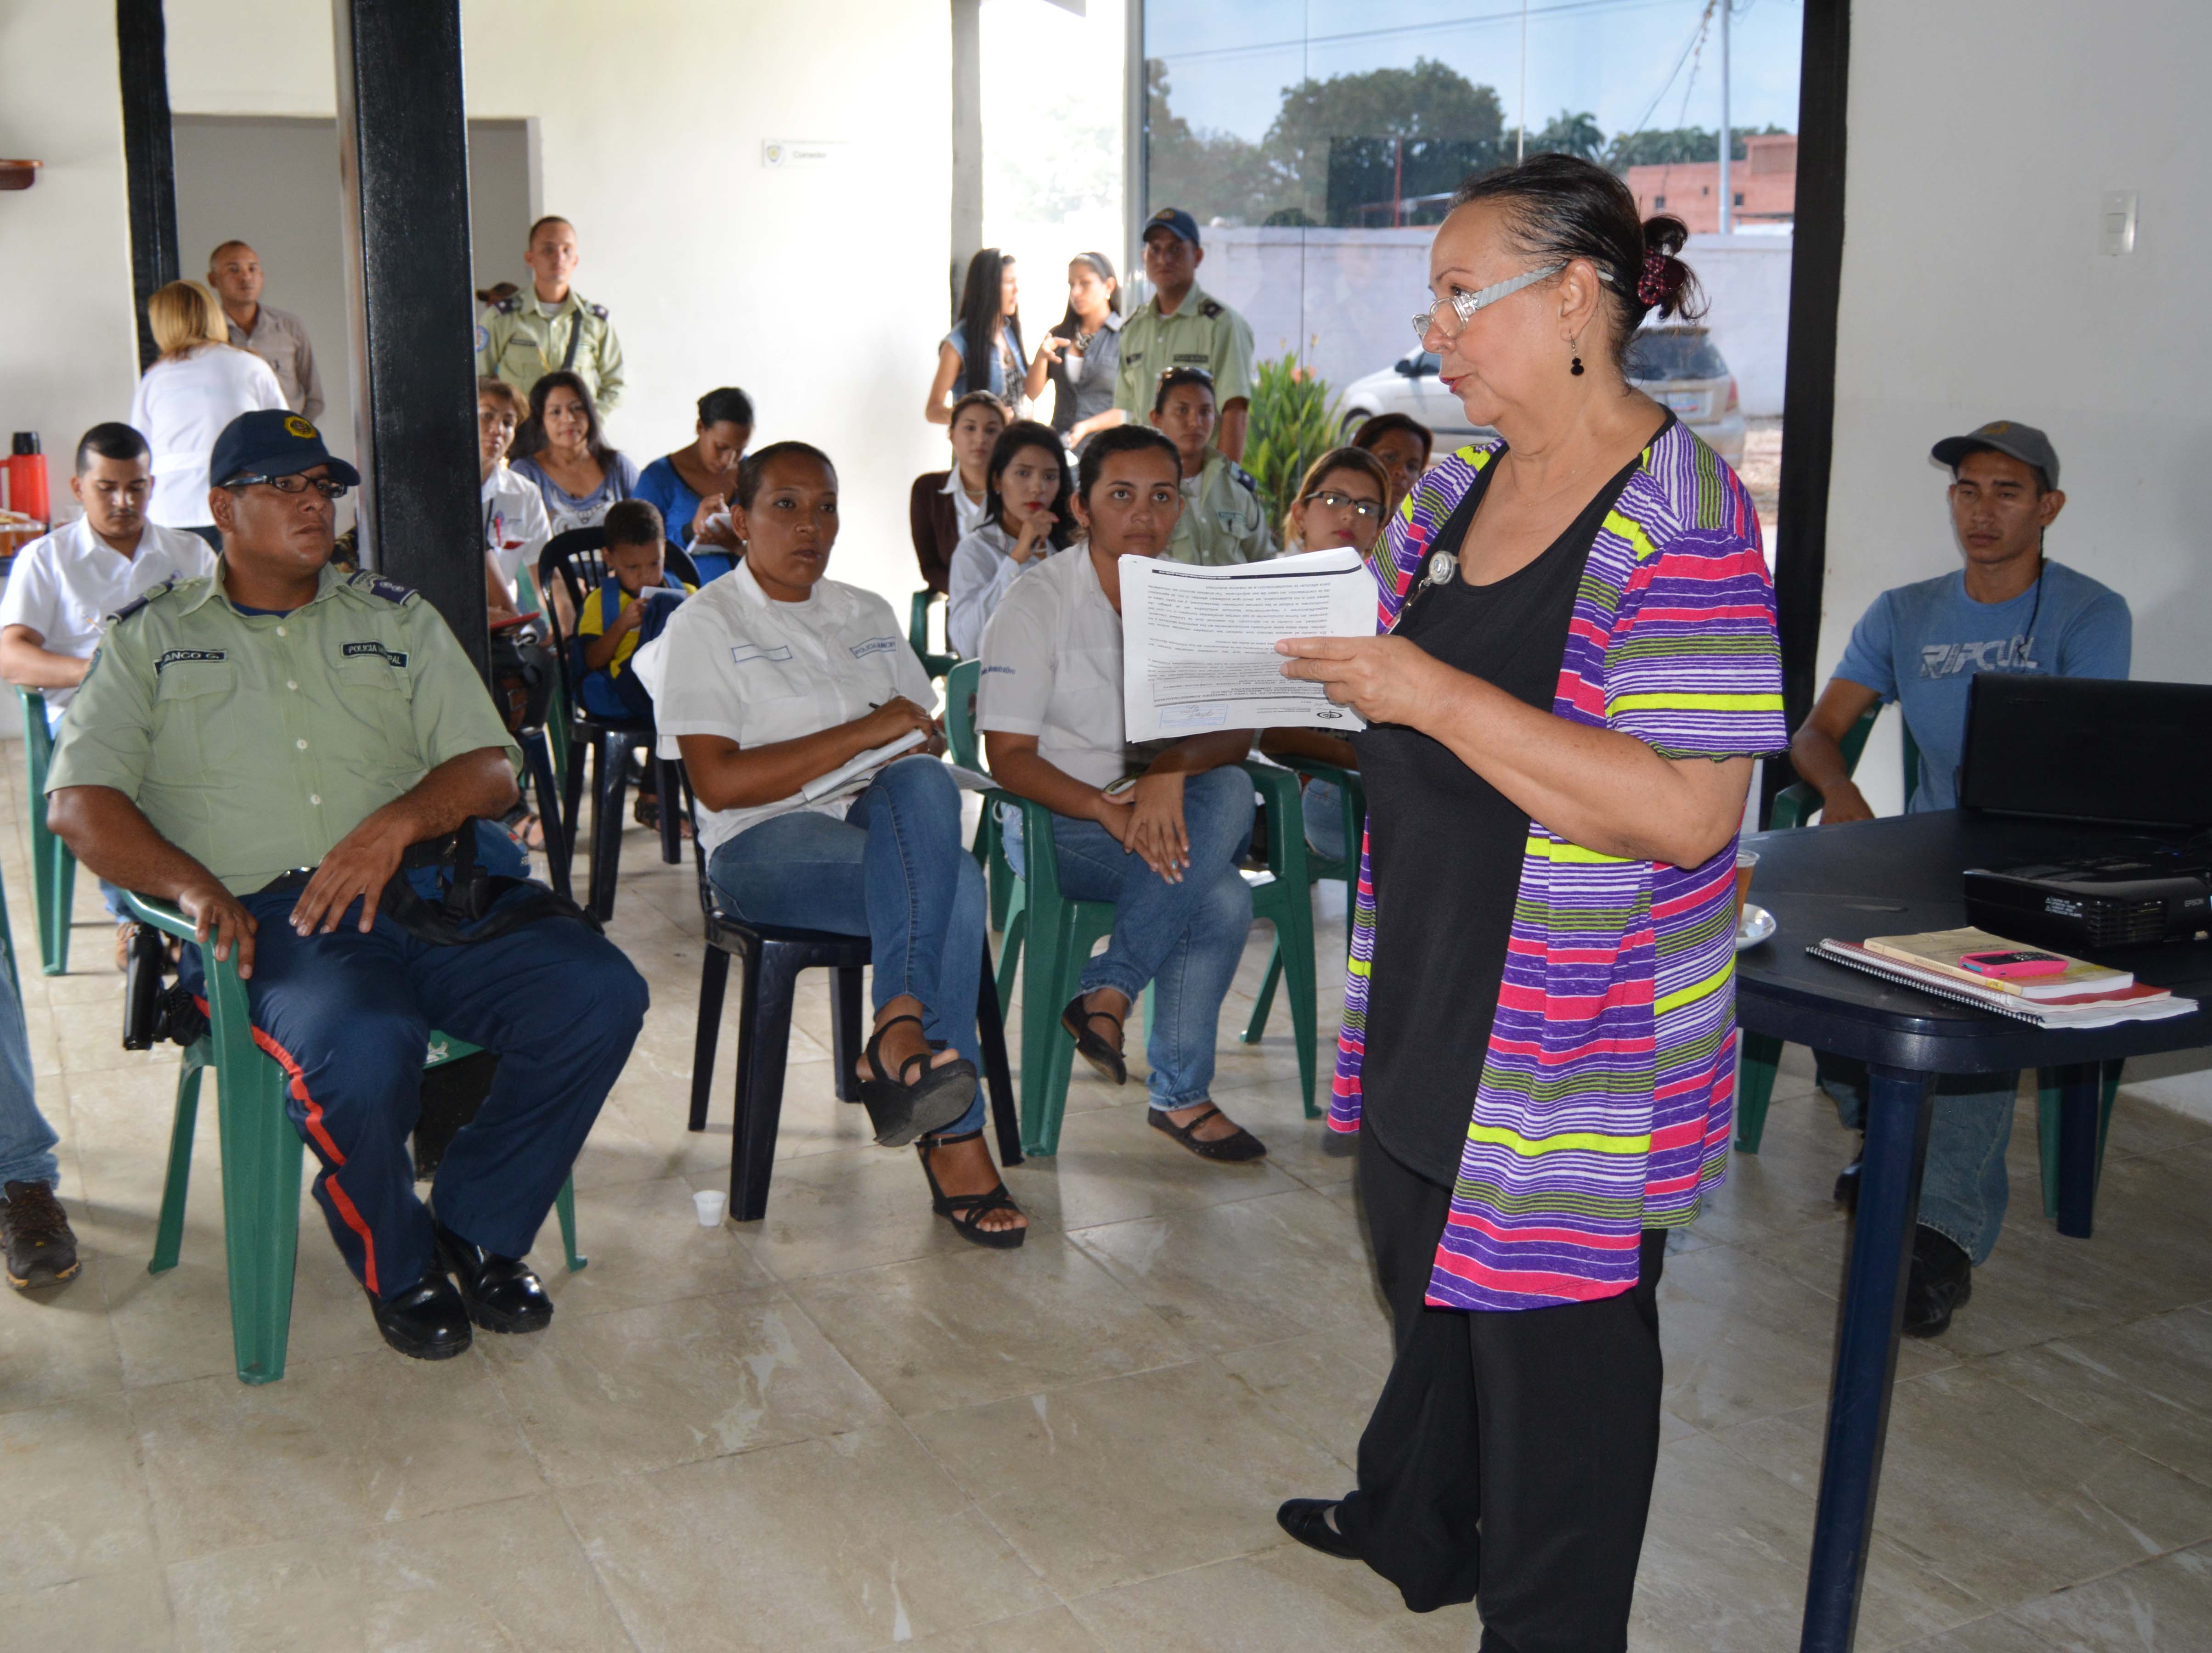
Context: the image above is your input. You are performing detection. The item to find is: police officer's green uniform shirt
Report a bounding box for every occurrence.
[47,562,522,896]
[1165,450,1271,566]
[476,288,625,412]
[1113,282,1256,417]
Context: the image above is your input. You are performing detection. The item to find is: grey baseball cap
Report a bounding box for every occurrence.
[1931,419,2059,489]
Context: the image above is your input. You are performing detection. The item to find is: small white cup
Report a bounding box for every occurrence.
[693,1189,727,1228]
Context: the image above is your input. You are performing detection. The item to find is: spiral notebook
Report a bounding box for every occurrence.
[1809,940,2195,1029]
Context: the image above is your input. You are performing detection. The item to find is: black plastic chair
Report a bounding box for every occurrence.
[684,802,1021,1223]
[537,528,700,920]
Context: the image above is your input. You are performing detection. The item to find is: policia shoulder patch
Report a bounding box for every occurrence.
[343,641,410,668]
[153,648,226,673]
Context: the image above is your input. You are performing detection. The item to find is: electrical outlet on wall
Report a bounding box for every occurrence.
[2101,191,2139,256]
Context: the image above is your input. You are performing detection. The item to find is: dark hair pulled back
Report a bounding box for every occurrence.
[984,420,1075,548]
[734,440,835,508]
[1076,424,1182,502]
[696,386,755,429]
[1449,153,1705,369]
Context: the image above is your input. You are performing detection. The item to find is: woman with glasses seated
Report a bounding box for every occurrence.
[978,424,1267,1165]
[946,419,1074,659]
[1148,367,1270,566]
[654,442,1025,1248]
[1260,445,1392,860]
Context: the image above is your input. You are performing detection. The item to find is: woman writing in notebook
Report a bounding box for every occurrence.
[653,442,1026,1246]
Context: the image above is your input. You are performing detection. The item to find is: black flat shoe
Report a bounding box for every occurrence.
[917,1129,1027,1250]
[858,1013,977,1147]
[1149,1103,1267,1163]
[1903,1224,1971,1339]
[369,1273,473,1360]
[1277,1498,1360,1560]
[434,1223,553,1334]
[1834,1133,1864,1212]
[1061,996,1127,1085]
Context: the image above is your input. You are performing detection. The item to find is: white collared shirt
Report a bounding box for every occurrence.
[977,543,1132,789]
[128,346,291,526]
[651,559,935,855]
[938,467,991,539]
[481,464,552,599]
[0,515,218,720]
[948,522,1064,659]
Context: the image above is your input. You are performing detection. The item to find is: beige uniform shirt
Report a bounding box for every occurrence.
[1163,450,1272,567]
[1113,283,1256,416]
[475,288,625,412]
[225,303,325,421]
[47,562,520,894]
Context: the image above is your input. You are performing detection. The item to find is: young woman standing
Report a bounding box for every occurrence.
[1023,252,1124,453]
[925,250,1025,423]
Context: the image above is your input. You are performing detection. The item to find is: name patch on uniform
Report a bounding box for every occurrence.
[980,663,1016,676]
[848,637,899,659]
[729,644,793,665]
[154,649,226,673]
[343,641,409,668]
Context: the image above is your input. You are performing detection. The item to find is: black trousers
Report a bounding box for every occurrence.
[1335,1132,1669,1648]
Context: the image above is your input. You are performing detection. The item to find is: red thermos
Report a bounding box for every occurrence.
[4,432,50,526]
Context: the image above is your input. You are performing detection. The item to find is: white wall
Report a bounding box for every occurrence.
[1200,226,1794,417]
[1826,0,2212,816]
[5,0,953,611]
[0,5,142,522]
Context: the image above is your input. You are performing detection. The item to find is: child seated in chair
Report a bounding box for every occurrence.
[574,500,693,722]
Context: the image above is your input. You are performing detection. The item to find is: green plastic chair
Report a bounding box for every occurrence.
[1241,755,1364,1098]
[909,590,959,680]
[945,663,1315,1145]
[128,894,583,1385]
[1233,759,1324,1119]
[1735,708,2120,1223]
[16,687,79,976]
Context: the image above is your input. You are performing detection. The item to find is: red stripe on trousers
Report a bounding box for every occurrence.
[241,1015,382,1297]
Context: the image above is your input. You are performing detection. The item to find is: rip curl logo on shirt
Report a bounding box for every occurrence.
[153,649,226,672]
[284,416,317,440]
[1919,637,2037,679]
[729,643,793,665]
[343,641,409,668]
[848,637,898,659]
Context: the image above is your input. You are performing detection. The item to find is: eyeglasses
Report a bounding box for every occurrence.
[1302,489,1382,521]
[1411,263,1564,344]
[224,473,350,500]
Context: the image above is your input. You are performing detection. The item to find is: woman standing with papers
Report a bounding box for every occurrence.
[1268,156,1786,1638]
[654,442,1026,1246]
[978,425,1268,1163]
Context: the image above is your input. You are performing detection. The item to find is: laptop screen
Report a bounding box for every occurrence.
[1960,675,2212,828]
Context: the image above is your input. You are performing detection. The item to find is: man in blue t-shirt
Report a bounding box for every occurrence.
[1787,419,2131,1338]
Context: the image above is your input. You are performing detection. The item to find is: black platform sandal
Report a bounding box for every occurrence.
[1061,995,1128,1085]
[917,1129,1027,1250]
[859,1014,977,1147]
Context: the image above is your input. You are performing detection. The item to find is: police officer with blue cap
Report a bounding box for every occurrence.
[46,409,649,1361]
[1115,207,1258,462]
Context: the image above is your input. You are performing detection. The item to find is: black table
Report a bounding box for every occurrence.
[1732,811,2212,1653]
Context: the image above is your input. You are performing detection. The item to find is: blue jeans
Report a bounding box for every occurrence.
[1303,779,1347,862]
[0,960,58,1191]
[1003,765,1255,1111]
[1816,1051,2015,1265]
[708,757,988,1137]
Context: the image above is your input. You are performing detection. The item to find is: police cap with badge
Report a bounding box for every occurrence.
[209,409,362,496]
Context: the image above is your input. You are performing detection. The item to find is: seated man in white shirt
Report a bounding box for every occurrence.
[0,422,217,965]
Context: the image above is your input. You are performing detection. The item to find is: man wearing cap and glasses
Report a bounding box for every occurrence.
[1115,208,1258,463]
[1787,419,2131,1337]
[44,409,647,1363]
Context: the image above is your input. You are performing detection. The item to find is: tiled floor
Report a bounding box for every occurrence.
[4,737,2211,1651]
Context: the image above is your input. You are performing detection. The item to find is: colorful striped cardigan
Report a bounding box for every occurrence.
[1331,422,1787,1311]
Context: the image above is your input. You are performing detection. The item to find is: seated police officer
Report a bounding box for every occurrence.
[46,410,649,1361]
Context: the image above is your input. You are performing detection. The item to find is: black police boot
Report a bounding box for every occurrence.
[1902,1225,1972,1338]
[434,1222,553,1334]
[367,1272,473,1361]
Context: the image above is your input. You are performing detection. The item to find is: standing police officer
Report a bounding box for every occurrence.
[476,216,626,415]
[1114,208,1257,462]
[47,410,648,1361]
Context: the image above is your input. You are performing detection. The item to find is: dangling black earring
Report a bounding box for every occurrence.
[1569,337,1586,377]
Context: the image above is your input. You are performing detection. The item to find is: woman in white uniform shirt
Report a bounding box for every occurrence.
[655,443,1025,1246]
[978,425,1267,1162]
[477,377,550,616]
[127,281,288,544]
[946,419,1073,658]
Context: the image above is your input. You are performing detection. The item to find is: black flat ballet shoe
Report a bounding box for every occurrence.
[1149,1102,1267,1163]
[917,1128,1027,1250]
[434,1222,553,1334]
[1277,1498,1360,1560]
[1902,1225,1972,1339]
[1061,995,1128,1085]
[859,1013,977,1147]
[368,1272,473,1360]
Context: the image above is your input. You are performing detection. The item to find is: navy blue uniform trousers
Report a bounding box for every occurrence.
[184,888,648,1299]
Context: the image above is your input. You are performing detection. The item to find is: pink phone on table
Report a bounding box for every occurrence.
[1958,949,2068,980]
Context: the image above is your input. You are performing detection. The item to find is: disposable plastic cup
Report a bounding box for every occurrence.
[693,1189,727,1227]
